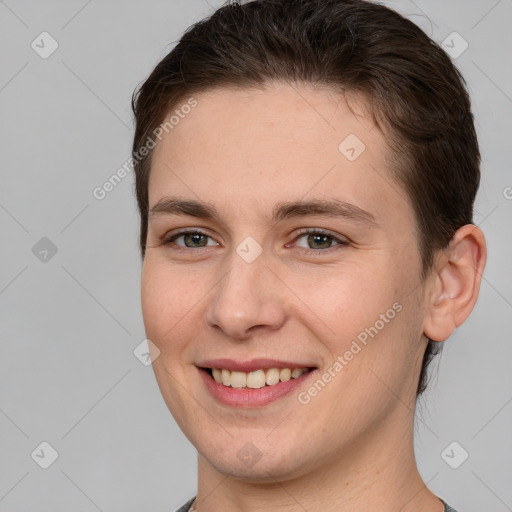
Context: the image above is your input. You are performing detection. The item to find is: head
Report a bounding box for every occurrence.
[132,0,485,481]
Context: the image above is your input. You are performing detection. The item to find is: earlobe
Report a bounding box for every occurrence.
[423,224,487,342]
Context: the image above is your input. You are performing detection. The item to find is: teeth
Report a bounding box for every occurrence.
[212,367,309,388]
[247,369,266,389]
[279,368,291,382]
[221,369,231,387]
[266,368,280,386]
[291,368,304,378]
[230,371,247,388]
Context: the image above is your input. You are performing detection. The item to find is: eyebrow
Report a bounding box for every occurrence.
[149,197,377,226]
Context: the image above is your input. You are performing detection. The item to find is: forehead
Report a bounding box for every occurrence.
[148,83,410,228]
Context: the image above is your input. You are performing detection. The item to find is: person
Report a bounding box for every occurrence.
[130,1,486,510]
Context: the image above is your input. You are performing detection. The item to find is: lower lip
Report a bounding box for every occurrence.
[198,368,315,408]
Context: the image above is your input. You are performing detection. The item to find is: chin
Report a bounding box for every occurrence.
[196,434,319,483]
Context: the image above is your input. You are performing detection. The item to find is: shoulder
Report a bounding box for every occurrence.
[440,498,459,512]
[174,496,196,512]
[175,496,458,511]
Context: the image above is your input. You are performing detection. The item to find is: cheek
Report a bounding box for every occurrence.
[141,258,203,350]
[301,261,418,398]
[141,264,166,340]
[294,263,399,344]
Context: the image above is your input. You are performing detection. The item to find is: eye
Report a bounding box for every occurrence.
[290,229,349,251]
[163,230,218,249]
[160,228,348,253]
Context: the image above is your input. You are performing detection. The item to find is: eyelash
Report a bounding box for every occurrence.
[160,228,349,254]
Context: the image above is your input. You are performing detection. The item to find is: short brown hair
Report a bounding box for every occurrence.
[131,0,480,395]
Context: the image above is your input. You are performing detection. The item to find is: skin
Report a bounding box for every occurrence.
[141,83,486,512]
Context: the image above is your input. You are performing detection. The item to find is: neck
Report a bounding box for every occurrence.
[193,405,443,512]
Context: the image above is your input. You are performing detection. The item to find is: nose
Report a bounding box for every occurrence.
[204,247,287,340]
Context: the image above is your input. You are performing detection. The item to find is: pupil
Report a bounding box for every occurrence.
[186,233,206,247]
[308,234,331,249]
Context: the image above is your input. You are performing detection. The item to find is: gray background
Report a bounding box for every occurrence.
[0,0,511,510]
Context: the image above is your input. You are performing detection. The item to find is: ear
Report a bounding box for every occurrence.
[423,224,487,342]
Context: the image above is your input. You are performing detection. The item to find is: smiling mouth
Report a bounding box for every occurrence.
[200,367,316,389]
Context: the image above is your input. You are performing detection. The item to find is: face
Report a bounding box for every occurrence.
[141,84,429,482]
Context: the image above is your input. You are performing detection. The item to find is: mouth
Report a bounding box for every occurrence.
[196,359,318,407]
[200,366,315,389]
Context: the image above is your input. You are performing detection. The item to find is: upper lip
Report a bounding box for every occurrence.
[196,358,317,372]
